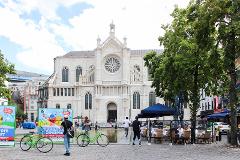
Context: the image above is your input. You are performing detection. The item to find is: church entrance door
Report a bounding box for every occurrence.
[107,103,117,123]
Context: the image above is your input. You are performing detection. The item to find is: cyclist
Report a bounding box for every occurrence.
[61,115,73,156]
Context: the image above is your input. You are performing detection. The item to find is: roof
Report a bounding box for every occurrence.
[130,49,163,57]
[61,49,163,58]
[62,51,95,58]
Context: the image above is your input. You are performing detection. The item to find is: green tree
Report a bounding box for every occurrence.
[0,50,15,99]
[193,0,240,146]
[144,1,224,143]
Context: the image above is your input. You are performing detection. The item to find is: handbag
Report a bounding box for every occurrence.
[64,120,74,138]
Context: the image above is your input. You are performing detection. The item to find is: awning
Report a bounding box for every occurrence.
[207,112,229,119]
[139,103,176,118]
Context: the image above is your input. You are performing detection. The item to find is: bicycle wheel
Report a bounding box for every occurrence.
[97,134,109,147]
[77,134,90,147]
[36,137,53,153]
[20,135,32,151]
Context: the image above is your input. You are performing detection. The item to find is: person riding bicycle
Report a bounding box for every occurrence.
[61,115,73,156]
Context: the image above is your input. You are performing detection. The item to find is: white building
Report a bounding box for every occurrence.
[40,23,190,123]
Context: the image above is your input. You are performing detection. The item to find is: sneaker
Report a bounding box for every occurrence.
[139,142,141,146]
[132,143,135,145]
[64,153,70,156]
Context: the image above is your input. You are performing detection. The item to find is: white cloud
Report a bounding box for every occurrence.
[0,0,190,74]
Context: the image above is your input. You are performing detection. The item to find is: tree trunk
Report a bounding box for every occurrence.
[228,29,238,146]
[191,65,199,144]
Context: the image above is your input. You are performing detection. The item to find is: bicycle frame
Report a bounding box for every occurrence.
[26,134,43,148]
[83,130,103,143]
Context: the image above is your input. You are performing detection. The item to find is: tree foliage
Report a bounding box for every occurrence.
[0,50,15,99]
[144,0,240,144]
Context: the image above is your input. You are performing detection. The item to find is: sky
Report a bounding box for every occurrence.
[0,0,190,75]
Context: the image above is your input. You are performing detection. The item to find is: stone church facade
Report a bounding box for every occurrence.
[39,23,176,123]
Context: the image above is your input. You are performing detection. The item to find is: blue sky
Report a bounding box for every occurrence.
[0,0,190,75]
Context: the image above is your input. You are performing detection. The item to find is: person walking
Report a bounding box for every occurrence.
[123,117,131,137]
[61,115,73,156]
[132,116,141,145]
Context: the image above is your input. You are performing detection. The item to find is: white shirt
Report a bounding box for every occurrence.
[177,128,184,136]
[123,119,131,128]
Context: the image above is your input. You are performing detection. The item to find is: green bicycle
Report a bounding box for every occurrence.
[77,129,109,147]
[20,127,53,153]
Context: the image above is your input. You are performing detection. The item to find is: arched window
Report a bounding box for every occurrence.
[67,104,71,109]
[62,66,69,82]
[76,66,82,82]
[56,104,60,109]
[85,92,92,110]
[133,92,140,109]
[149,91,156,106]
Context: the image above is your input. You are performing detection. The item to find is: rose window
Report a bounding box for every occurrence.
[104,57,120,73]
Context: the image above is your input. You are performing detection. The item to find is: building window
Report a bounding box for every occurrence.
[57,88,59,96]
[85,92,92,110]
[61,88,63,96]
[56,104,60,109]
[72,88,74,96]
[62,66,69,82]
[68,88,71,96]
[31,113,34,122]
[53,88,56,96]
[76,66,82,82]
[133,92,140,109]
[149,91,156,107]
[67,104,71,109]
[64,88,67,96]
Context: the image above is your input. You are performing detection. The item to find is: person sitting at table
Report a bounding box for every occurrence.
[176,125,184,144]
[177,125,184,137]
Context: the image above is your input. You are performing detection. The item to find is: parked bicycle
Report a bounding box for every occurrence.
[20,127,53,153]
[77,128,109,147]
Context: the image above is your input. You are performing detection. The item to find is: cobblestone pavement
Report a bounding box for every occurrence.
[0,140,239,160]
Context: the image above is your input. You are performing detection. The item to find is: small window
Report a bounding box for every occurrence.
[56,104,60,109]
[67,104,71,109]
[72,88,74,96]
[68,88,71,96]
[53,88,56,96]
[64,88,67,96]
[57,88,59,96]
[61,88,63,96]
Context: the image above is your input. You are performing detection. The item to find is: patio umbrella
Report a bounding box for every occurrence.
[140,103,176,118]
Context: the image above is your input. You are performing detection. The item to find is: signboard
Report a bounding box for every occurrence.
[38,108,73,142]
[0,106,16,146]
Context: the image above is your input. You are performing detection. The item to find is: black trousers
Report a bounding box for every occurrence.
[133,131,140,141]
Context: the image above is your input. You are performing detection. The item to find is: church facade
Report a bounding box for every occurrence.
[40,23,182,123]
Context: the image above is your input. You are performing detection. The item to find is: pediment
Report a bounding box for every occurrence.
[101,37,123,53]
